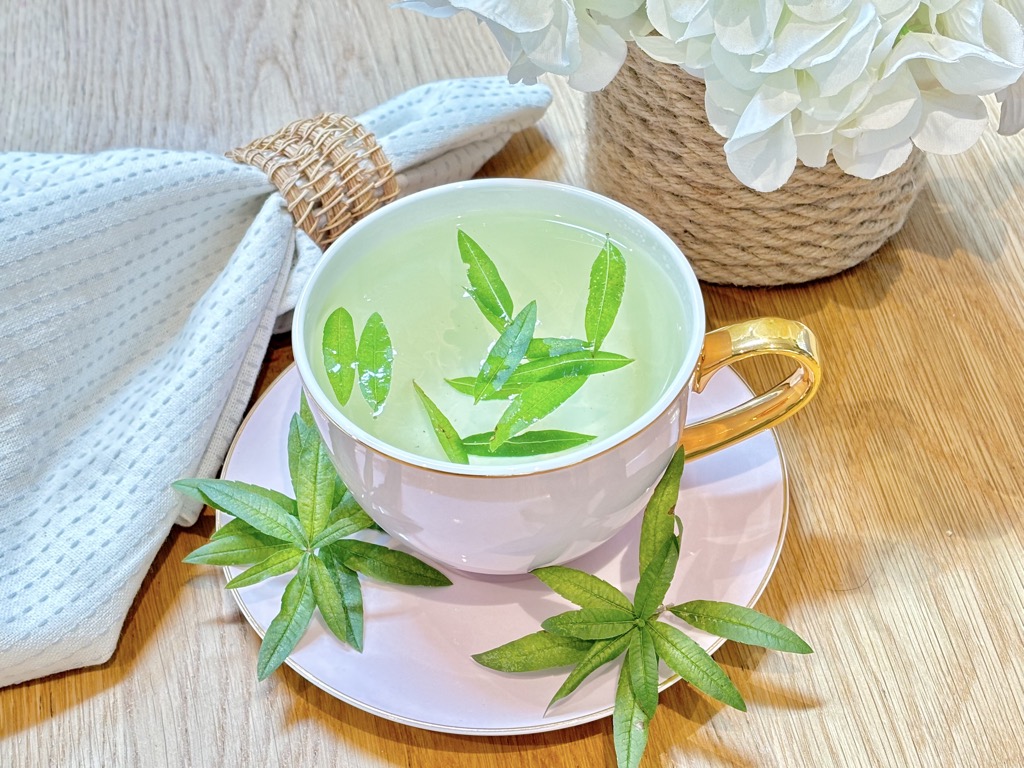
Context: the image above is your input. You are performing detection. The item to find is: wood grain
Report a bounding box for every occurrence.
[3,1,1023,766]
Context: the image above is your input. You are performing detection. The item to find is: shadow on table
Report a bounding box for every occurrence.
[280,668,615,766]
[0,512,213,740]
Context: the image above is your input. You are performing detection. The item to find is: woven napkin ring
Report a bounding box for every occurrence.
[227,113,399,249]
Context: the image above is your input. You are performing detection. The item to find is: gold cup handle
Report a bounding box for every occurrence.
[680,317,822,460]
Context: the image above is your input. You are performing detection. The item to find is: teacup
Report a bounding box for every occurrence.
[293,179,820,575]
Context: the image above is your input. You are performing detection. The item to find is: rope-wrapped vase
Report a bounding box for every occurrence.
[587,45,924,286]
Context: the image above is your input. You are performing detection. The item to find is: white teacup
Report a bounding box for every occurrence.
[293,179,820,575]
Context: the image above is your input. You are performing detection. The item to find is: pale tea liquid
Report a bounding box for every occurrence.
[310,212,688,465]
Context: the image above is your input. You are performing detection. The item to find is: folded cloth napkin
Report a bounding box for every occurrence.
[0,78,551,688]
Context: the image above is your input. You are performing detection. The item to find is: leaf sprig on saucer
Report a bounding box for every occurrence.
[414,229,632,462]
[175,394,450,680]
[472,448,812,768]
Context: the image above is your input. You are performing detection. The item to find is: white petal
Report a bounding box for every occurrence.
[982,1,1024,66]
[486,23,535,74]
[448,0,557,32]
[752,14,845,73]
[393,1,462,19]
[886,33,1023,93]
[568,16,629,90]
[681,4,716,39]
[832,137,913,177]
[805,9,880,97]
[997,76,1024,134]
[849,76,920,133]
[645,0,707,38]
[583,0,645,18]
[634,33,713,70]
[723,117,799,191]
[713,0,784,55]
[711,40,766,90]
[797,70,874,122]
[703,67,752,134]
[515,9,579,75]
[785,0,854,24]
[871,1,919,68]
[730,71,802,141]
[921,0,961,15]
[912,91,988,153]
[802,2,877,68]
[795,130,835,166]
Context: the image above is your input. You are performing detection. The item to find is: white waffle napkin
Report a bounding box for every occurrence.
[0,78,550,688]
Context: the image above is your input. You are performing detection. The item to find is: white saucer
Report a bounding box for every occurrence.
[219,364,787,736]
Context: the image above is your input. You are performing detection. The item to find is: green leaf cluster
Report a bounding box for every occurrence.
[472,448,812,768]
[415,230,632,462]
[322,307,393,416]
[176,394,450,680]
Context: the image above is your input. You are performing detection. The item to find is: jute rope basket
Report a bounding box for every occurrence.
[587,45,925,286]
[228,113,398,250]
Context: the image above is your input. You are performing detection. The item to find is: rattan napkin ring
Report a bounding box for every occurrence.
[228,113,399,249]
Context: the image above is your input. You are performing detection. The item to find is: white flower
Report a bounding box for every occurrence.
[643,0,1024,190]
[401,1,1024,190]
[395,0,645,90]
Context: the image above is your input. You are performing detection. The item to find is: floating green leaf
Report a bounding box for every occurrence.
[613,654,650,768]
[356,311,393,416]
[225,546,304,590]
[647,620,746,711]
[585,238,626,353]
[445,376,529,400]
[532,566,633,613]
[458,229,514,332]
[542,608,636,640]
[183,533,292,566]
[322,306,357,406]
[472,631,593,673]
[256,555,316,680]
[414,382,469,464]
[473,300,537,402]
[490,375,587,451]
[638,448,685,574]
[173,479,306,547]
[504,350,632,387]
[525,337,589,360]
[461,430,595,458]
[549,631,634,707]
[289,414,335,540]
[328,540,452,587]
[669,601,813,654]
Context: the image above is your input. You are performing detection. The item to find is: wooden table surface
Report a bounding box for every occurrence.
[3,2,1023,766]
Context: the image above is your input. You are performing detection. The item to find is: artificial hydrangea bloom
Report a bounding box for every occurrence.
[396,0,647,90]
[642,0,1024,189]
[401,0,1024,190]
